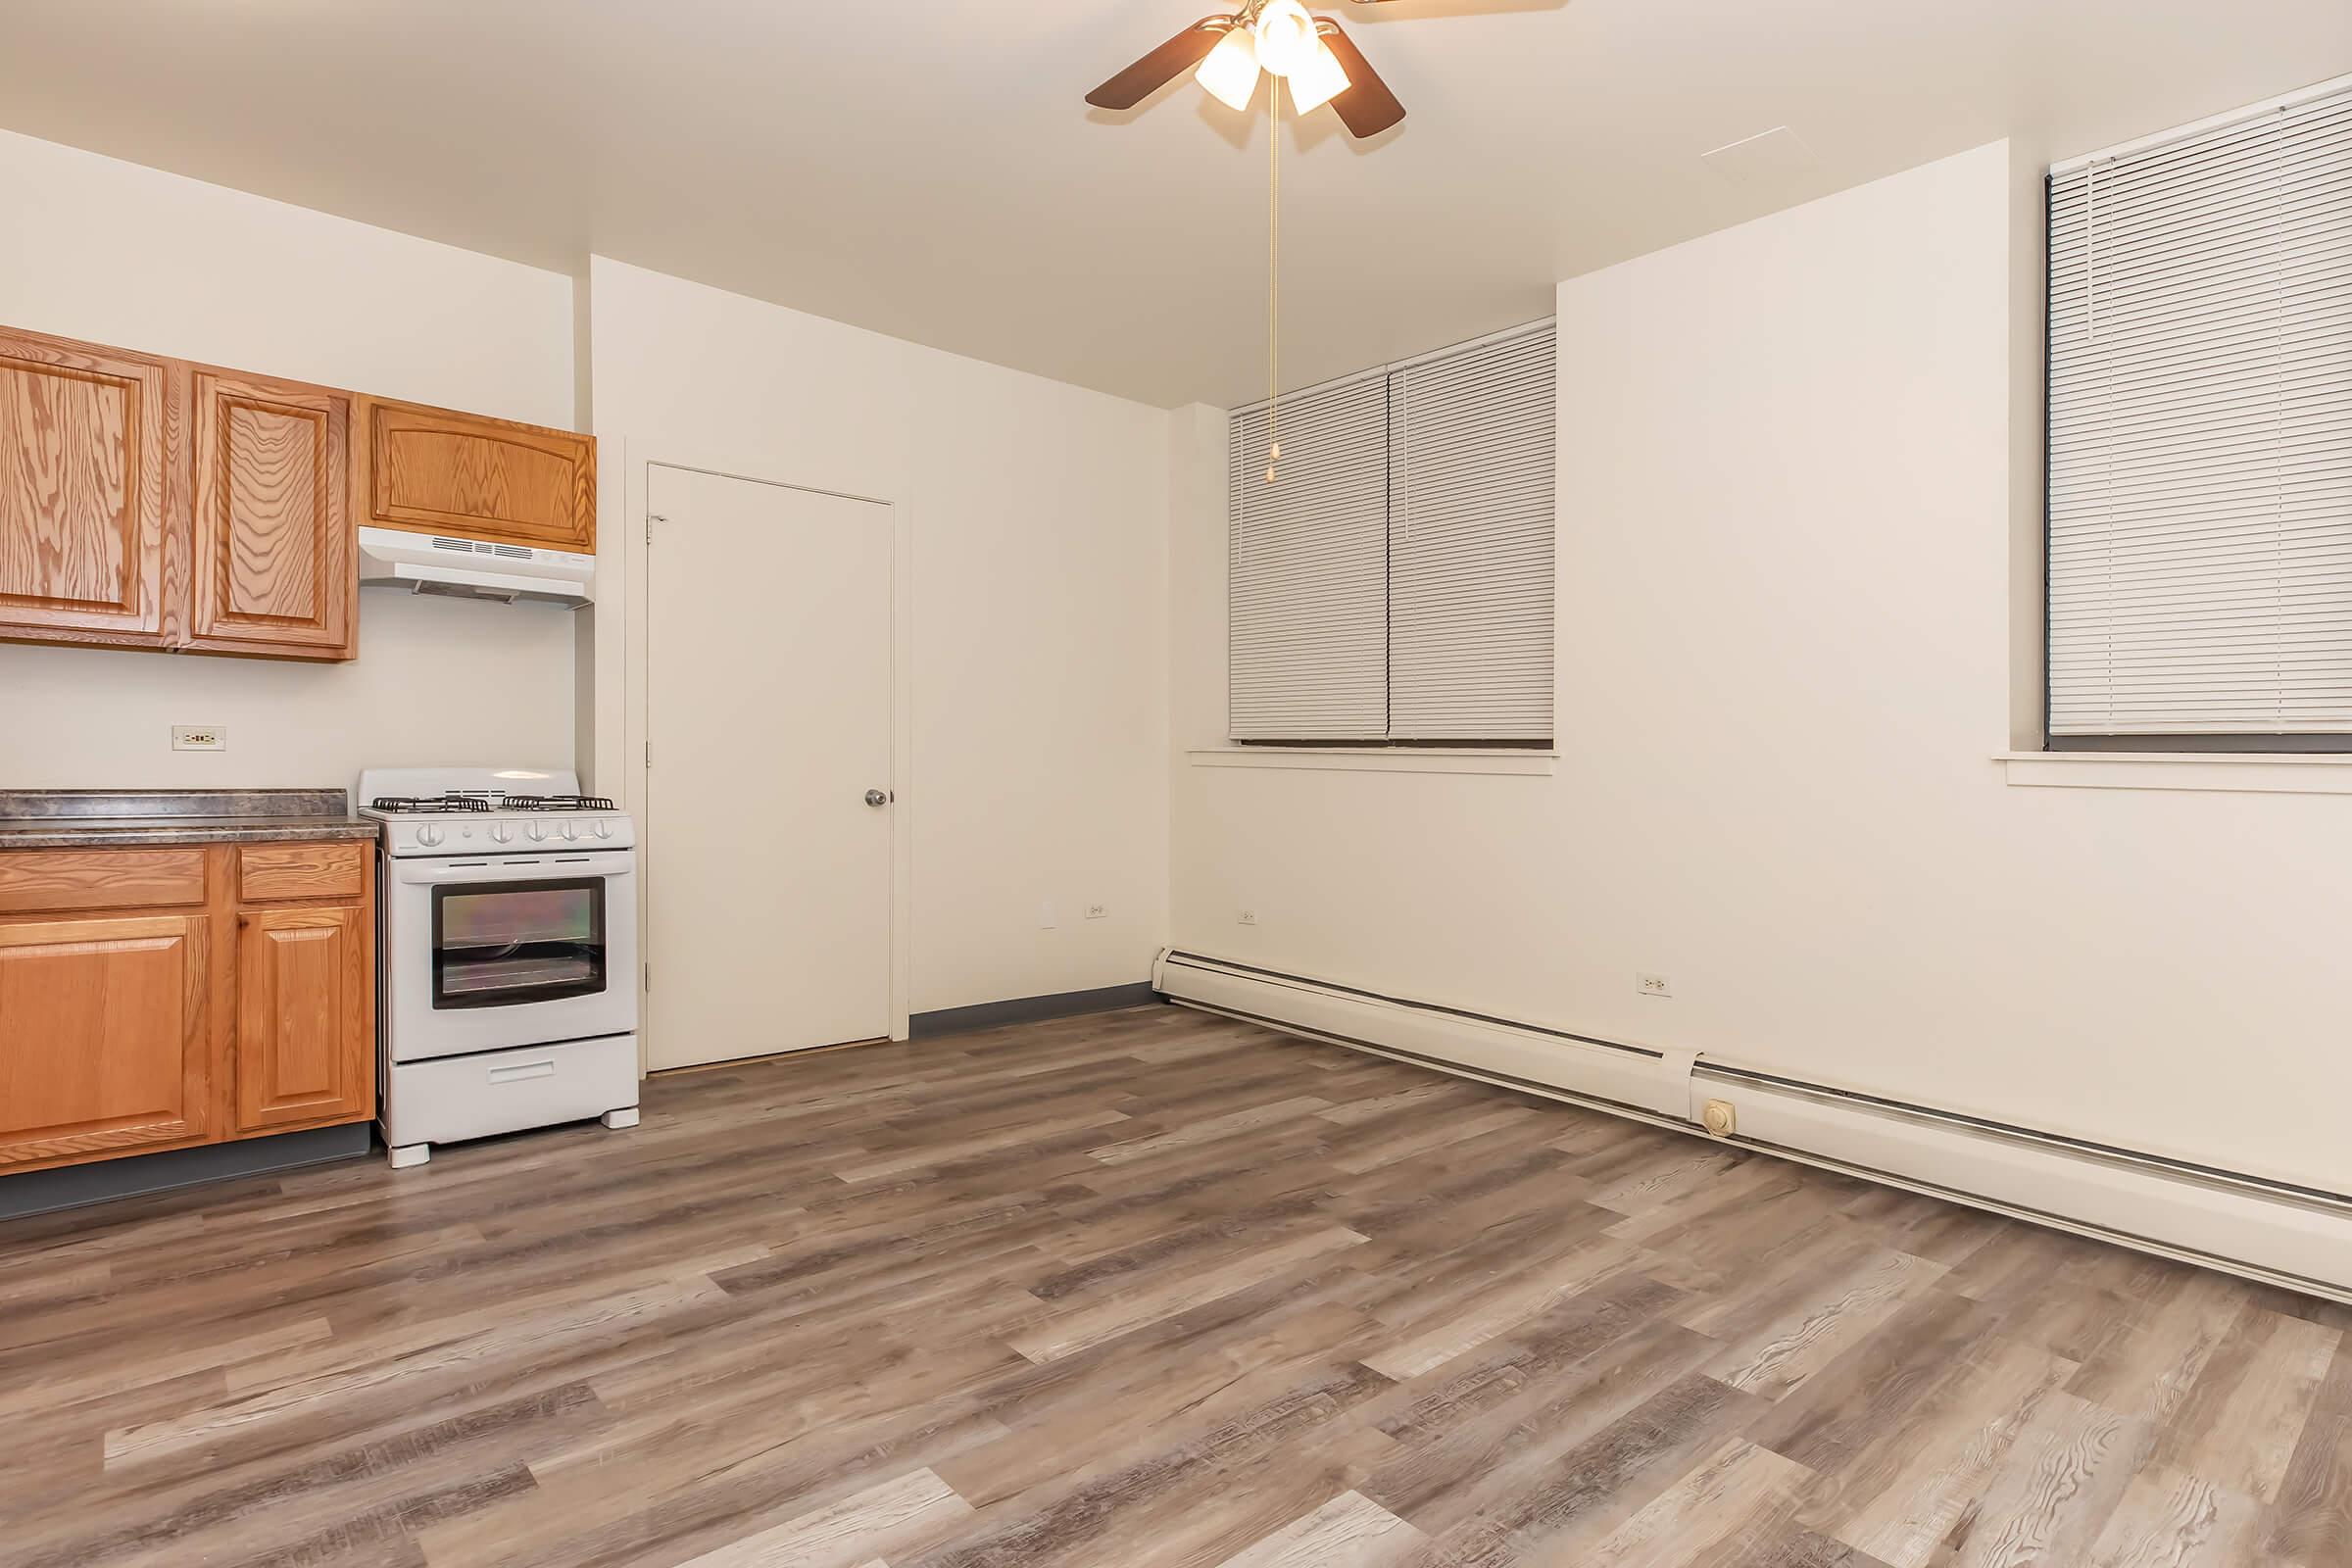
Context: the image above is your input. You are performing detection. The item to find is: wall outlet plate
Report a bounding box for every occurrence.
[1084,903,1109,920]
[1238,908,1258,926]
[171,725,226,752]
[1637,971,1671,998]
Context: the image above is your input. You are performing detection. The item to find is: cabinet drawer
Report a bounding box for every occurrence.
[0,848,208,914]
[239,842,367,903]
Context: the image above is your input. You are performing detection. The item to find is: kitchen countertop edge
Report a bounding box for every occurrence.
[0,816,382,849]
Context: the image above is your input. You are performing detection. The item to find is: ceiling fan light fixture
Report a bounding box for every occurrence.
[1195,24,1261,112]
[1251,0,1320,77]
[1287,37,1350,115]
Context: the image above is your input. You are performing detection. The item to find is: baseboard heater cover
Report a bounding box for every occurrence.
[1153,949,2352,1301]
[1155,952,1690,1120]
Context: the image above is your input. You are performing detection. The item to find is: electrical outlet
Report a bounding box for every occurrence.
[172,725,225,752]
[1637,971,1672,998]
[1238,908,1258,926]
[1084,903,1109,920]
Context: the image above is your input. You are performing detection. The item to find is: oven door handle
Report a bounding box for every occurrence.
[392,857,635,886]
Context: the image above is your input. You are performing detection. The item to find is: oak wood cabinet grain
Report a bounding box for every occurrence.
[0,325,186,649]
[359,396,596,553]
[0,320,595,659]
[0,911,216,1169]
[188,369,357,660]
[0,840,375,1176]
[236,901,370,1133]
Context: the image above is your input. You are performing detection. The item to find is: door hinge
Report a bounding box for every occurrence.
[643,961,651,993]
[644,740,652,768]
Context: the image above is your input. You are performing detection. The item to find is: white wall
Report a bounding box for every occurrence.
[0,129,579,792]
[1169,141,2352,1196]
[587,260,1170,1016]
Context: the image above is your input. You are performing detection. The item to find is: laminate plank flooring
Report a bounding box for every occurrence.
[2,1004,2346,1567]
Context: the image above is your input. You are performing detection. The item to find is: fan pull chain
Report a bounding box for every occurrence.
[1266,79,1281,485]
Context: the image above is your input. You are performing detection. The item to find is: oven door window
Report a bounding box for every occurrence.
[431,878,608,1008]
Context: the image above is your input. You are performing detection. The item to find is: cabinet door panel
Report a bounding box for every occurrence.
[189,371,355,659]
[0,327,182,647]
[0,914,210,1168]
[362,398,594,551]
[237,904,371,1132]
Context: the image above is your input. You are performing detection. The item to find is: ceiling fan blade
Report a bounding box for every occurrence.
[1317,21,1406,137]
[1086,17,1236,111]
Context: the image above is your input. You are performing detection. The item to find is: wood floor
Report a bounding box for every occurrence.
[3,1004,2348,1568]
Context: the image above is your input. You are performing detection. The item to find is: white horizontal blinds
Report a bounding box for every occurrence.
[1228,373,1391,739]
[1387,325,1556,740]
[2048,86,2352,735]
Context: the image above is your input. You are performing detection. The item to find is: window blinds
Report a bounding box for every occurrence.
[1226,322,1556,743]
[1227,372,1391,740]
[1389,324,1557,740]
[2047,83,2352,736]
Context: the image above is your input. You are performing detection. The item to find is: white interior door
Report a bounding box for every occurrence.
[646,466,894,1068]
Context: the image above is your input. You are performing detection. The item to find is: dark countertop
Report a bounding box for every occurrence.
[0,788,379,849]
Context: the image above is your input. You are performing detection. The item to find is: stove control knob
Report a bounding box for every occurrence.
[489,822,513,844]
[590,820,612,840]
[526,822,549,842]
[416,824,445,848]
[560,822,578,841]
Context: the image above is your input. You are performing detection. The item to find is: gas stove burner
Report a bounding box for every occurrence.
[501,794,617,811]
[370,793,494,814]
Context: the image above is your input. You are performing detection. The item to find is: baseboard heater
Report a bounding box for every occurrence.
[1152,949,2352,1302]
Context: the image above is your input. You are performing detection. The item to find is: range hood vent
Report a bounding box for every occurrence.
[360,527,593,609]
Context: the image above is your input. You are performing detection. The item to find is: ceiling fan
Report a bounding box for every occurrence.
[1086,0,1406,137]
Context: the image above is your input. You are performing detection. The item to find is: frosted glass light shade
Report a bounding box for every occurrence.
[1252,0,1319,77]
[1287,38,1350,114]
[1195,26,1261,112]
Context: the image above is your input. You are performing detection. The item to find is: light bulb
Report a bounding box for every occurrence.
[1194,25,1260,112]
[1287,37,1350,115]
[1252,0,1319,78]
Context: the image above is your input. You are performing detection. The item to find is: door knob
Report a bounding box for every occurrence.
[864,788,891,808]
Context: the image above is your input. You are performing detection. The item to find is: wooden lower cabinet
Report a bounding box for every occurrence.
[0,840,373,1177]
[0,912,213,1167]
[236,904,369,1132]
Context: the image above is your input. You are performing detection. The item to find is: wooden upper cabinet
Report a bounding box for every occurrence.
[235,902,372,1134]
[0,319,587,661]
[361,397,595,553]
[0,912,213,1170]
[188,370,357,660]
[0,326,184,648]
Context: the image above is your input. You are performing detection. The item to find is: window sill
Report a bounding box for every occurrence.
[1188,747,1558,776]
[1996,751,2352,796]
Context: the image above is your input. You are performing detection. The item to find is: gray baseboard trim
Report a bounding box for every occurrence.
[0,1122,373,1222]
[910,982,1161,1040]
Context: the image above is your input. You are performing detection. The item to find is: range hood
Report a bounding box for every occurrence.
[359,527,594,608]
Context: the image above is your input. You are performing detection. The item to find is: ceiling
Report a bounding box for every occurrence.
[3,1,2348,408]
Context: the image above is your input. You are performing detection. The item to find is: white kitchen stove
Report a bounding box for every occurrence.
[361,767,640,1168]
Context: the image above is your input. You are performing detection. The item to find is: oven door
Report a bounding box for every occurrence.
[385,849,638,1062]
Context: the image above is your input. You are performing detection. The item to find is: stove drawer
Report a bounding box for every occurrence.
[384,1033,637,1149]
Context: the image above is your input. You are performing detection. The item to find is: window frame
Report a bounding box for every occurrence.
[1227,319,1557,751]
[2040,76,2352,754]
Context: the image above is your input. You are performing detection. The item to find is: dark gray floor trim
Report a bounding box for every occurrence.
[0,1123,373,1222]
[910,982,1160,1040]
